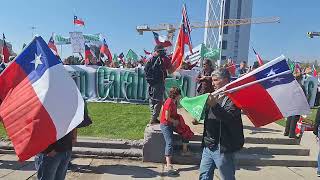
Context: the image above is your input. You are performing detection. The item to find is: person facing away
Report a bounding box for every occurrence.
[145,44,175,124]
[199,68,244,180]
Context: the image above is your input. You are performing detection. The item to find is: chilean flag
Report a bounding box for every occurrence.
[2,33,10,63]
[312,65,317,77]
[48,36,58,56]
[74,15,85,26]
[152,32,172,47]
[223,55,310,127]
[100,39,112,63]
[0,36,84,161]
[253,48,264,66]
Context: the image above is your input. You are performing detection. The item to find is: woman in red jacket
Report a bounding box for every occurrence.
[160,87,193,176]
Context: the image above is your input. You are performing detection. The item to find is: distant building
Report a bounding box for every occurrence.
[204,0,253,65]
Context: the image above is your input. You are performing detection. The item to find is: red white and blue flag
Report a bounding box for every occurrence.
[144,49,151,55]
[312,65,317,77]
[100,39,112,63]
[48,36,58,56]
[182,4,192,54]
[74,15,85,26]
[0,36,84,161]
[152,32,172,47]
[2,33,10,63]
[252,48,264,66]
[171,4,193,72]
[223,55,310,127]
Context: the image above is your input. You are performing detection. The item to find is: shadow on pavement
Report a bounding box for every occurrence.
[0,160,35,171]
[243,125,282,135]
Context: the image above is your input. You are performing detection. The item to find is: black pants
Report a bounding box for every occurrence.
[284,115,300,138]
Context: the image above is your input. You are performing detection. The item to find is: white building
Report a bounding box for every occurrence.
[204,0,253,64]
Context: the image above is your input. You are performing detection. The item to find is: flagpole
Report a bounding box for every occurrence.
[211,70,292,96]
[60,45,63,59]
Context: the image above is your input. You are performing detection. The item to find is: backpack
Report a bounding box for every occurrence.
[144,56,164,86]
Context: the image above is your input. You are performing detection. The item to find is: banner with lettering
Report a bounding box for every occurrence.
[64,65,198,103]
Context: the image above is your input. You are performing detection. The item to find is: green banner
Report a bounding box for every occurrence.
[180,94,208,123]
[54,33,102,45]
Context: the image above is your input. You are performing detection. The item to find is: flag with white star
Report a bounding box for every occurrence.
[224,55,310,127]
[0,36,84,161]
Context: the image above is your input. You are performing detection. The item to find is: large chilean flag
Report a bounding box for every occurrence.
[0,36,84,161]
[224,55,310,127]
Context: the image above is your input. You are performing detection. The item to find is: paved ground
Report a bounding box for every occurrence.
[0,154,318,180]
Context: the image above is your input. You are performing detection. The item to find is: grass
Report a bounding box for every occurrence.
[276,106,319,127]
[0,102,150,140]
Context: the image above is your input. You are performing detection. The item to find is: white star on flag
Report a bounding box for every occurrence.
[31,54,43,69]
[266,68,276,77]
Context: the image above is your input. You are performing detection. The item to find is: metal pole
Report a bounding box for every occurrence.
[218,0,226,67]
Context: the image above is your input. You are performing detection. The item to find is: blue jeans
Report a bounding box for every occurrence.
[160,124,174,156]
[318,126,320,175]
[35,151,72,180]
[199,147,236,180]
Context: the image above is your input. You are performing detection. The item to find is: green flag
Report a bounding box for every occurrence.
[200,43,208,58]
[180,94,209,123]
[287,58,295,73]
[126,49,138,62]
[113,54,118,63]
[204,48,220,60]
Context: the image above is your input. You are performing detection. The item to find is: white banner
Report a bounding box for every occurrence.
[70,32,85,53]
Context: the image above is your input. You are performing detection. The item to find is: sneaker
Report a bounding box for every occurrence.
[318,173,320,177]
[165,165,179,176]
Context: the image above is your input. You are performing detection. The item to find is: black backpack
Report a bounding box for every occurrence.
[144,56,164,86]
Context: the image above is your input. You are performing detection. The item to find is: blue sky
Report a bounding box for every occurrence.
[1,0,320,64]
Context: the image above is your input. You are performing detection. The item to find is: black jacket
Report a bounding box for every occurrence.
[202,96,244,153]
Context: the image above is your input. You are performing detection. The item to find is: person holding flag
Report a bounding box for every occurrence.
[199,68,244,180]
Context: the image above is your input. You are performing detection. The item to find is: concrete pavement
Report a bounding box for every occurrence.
[0,154,318,179]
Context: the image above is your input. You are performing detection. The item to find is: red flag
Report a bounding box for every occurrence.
[171,25,185,71]
[74,15,85,26]
[100,39,112,63]
[312,65,317,77]
[252,48,263,66]
[171,4,193,71]
[84,44,92,65]
[2,34,10,63]
[144,49,151,55]
[152,32,172,47]
[48,36,58,56]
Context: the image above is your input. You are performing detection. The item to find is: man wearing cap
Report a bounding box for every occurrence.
[146,45,175,124]
[199,68,244,180]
